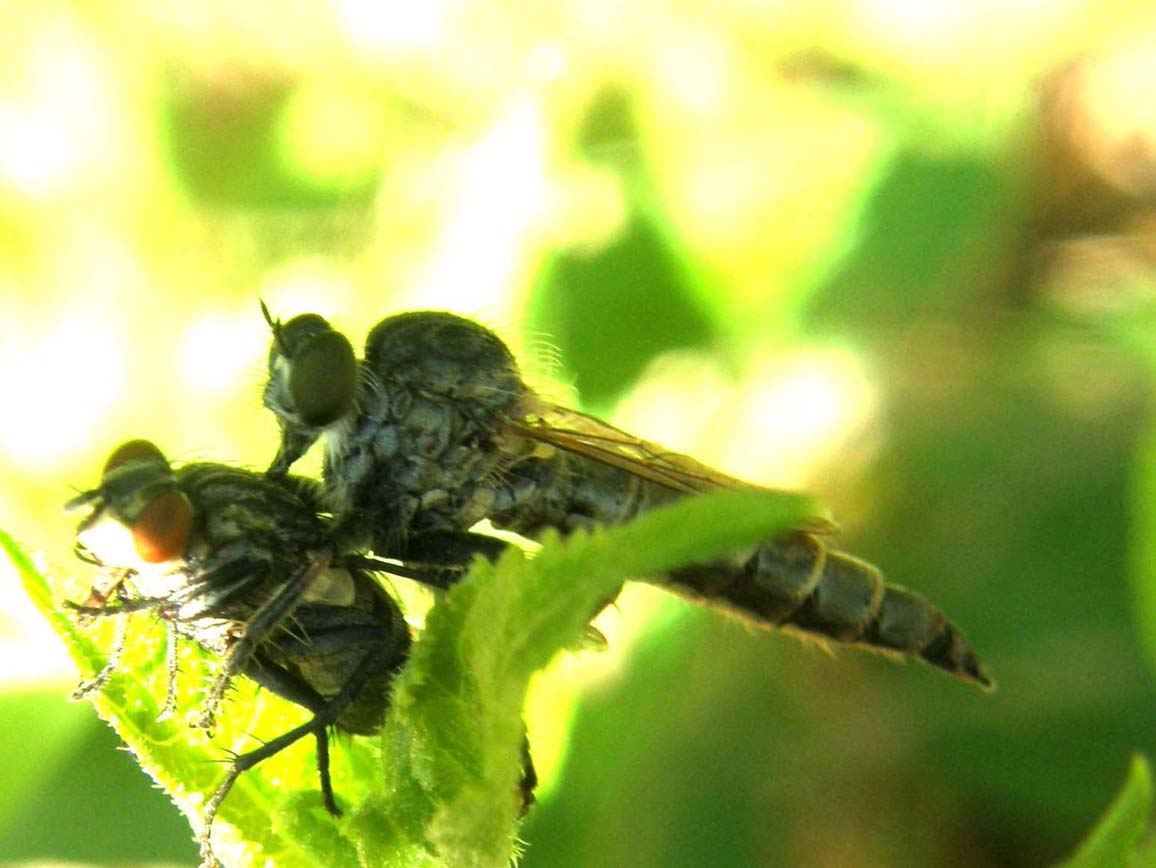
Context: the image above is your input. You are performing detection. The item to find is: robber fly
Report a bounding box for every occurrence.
[67,440,418,868]
[262,307,991,688]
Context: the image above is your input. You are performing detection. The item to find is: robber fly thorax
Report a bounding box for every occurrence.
[261,306,992,689]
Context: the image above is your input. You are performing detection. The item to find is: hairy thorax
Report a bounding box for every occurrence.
[321,312,527,545]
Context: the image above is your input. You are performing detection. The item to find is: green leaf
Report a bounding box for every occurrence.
[5,487,822,867]
[0,527,360,868]
[364,488,824,867]
[1060,755,1154,868]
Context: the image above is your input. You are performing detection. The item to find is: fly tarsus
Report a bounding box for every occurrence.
[197,620,409,868]
[70,611,130,700]
[197,719,335,868]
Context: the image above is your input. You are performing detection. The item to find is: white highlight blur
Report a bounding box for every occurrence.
[853,0,1081,56]
[336,0,449,50]
[180,312,265,395]
[0,15,122,195]
[0,552,74,690]
[615,345,878,490]
[0,311,124,464]
[857,0,965,48]
[405,97,553,313]
[75,511,147,574]
[0,104,76,194]
[257,259,356,322]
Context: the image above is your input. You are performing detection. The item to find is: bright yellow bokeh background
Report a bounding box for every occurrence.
[3,0,1156,865]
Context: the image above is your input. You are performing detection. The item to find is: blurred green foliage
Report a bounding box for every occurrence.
[1059,756,1152,868]
[2,1,1156,866]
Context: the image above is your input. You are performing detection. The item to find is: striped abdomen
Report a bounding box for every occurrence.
[665,532,991,688]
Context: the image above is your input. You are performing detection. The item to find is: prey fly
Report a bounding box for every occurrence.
[67,439,418,867]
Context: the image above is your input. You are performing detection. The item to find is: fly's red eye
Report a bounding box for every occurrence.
[132,489,192,563]
[103,439,168,478]
[290,330,357,427]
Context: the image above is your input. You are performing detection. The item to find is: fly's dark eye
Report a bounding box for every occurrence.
[131,488,192,563]
[275,313,333,360]
[290,329,357,426]
[103,439,167,478]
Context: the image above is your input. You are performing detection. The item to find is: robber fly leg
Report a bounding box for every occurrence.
[341,531,509,591]
[265,426,319,480]
[404,529,509,565]
[338,553,461,588]
[394,530,512,590]
[518,736,538,817]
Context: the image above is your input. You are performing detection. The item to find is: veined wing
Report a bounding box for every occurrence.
[503,399,834,533]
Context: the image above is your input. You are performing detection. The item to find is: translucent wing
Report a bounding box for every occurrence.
[504,398,775,496]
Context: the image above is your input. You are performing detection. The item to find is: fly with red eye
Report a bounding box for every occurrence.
[69,438,193,565]
[261,307,992,688]
[67,439,425,868]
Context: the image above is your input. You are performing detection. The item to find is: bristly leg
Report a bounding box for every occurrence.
[193,552,332,732]
[159,619,181,720]
[195,635,395,868]
[66,591,169,701]
[70,607,129,700]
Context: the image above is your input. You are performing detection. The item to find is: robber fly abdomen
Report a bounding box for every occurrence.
[262,308,991,689]
[484,445,988,685]
[665,535,985,684]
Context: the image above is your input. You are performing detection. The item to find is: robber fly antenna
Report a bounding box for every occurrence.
[260,299,289,357]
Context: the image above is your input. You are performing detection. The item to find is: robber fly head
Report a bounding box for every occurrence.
[261,301,358,477]
[68,439,193,568]
[262,302,358,429]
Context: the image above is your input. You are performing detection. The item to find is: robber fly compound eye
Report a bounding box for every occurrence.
[288,329,357,427]
[269,312,332,359]
[262,307,357,428]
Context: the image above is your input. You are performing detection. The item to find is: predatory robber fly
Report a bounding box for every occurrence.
[261,307,990,689]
